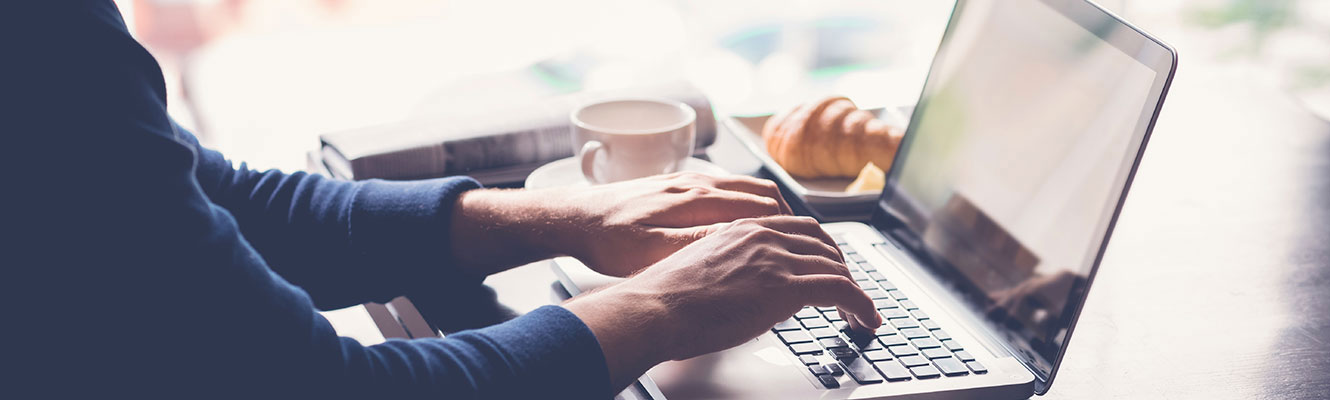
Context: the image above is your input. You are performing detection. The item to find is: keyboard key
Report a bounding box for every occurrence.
[819,337,850,349]
[826,363,845,376]
[898,355,931,367]
[810,365,832,376]
[779,330,813,344]
[869,271,888,281]
[832,321,849,332]
[809,327,840,338]
[858,281,878,291]
[863,288,889,299]
[816,306,838,313]
[966,361,988,374]
[911,310,930,320]
[921,319,941,330]
[899,300,919,310]
[873,298,899,310]
[932,329,952,340]
[890,319,920,329]
[880,308,910,319]
[899,327,931,339]
[941,339,963,351]
[922,348,952,359]
[887,345,918,357]
[954,351,976,362]
[876,279,897,290]
[790,343,823,355]
[878,334,908,346]
[857,338,884,351]
[910,364,942,379]
[848,253,867,263]
[818,374,841,389]
[799,355,820,365]
[801,317,830,329]
[851,271,870,281]
[832,234,849,245]
[824,312,844,322]
[773,318,801,331]
[911,338,942,349]
[857,261,877,272]
[829,347,858,359]
[934,357,969,376]
[862,349,892,362]
[796,308,820,319]
[842,358,884,384]
[875,360,913,381]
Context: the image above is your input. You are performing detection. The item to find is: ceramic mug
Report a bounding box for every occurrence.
[571,98,696,184]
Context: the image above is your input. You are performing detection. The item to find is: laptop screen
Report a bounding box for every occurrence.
[875,0,1173,385]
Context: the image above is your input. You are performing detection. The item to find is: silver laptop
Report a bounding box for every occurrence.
[553,0,1176,398]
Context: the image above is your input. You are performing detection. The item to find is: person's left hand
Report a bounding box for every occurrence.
[450,172,797,277]
[552,172,795,277]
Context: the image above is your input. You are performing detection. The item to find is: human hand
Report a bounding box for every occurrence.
[553,172,794,277]
[563,216,882,391]
[449,172,790,277]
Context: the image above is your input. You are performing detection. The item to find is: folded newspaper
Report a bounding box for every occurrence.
[319,82,716,184]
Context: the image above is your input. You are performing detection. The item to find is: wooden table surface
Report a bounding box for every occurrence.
[411,63,1330,399]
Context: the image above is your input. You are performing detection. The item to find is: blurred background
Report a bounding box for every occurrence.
[113,0,1330,172]
[105,1,1329,397]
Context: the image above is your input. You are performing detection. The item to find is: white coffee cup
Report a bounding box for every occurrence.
[571,98,696,184]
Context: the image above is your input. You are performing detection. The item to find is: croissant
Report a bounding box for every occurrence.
[762,96,904,179]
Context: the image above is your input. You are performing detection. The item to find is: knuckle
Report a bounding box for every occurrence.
[734,217,764,229]
[829,276,858,291]
[678,171,708,183]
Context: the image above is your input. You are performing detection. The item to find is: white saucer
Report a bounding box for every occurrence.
[525,157,730,189]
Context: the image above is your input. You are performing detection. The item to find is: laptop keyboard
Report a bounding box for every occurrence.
[771,235,988,389]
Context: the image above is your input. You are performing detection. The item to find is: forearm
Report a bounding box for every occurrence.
[449,188,584,276]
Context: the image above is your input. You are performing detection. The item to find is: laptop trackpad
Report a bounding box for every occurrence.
[648,335,821,398]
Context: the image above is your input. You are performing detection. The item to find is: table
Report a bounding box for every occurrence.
[404,66,1330,398]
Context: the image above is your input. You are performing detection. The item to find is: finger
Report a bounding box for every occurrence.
[790,274,883,332]
[746,216,842,262]
[777,246,853,281]
[709,176,793,215]
[656,221,729,249]
[647,189,784,228]
[692,190,785,221]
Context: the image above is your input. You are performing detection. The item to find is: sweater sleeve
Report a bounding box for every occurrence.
[5,2,613,398]
[186,129,485,309]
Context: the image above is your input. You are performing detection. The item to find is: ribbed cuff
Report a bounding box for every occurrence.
[466,305,613,399]
[349,176,484,293]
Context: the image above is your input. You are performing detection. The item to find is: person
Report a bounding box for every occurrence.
[6,2,881,398]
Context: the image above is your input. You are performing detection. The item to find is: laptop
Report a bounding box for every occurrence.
[553,0,1176,398]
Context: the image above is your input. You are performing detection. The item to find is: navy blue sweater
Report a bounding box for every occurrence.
[5,2,610,398]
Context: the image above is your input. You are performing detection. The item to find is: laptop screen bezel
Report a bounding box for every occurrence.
[868,0,1177,394]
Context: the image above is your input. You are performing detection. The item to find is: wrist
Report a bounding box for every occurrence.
[564,285,675,390]
[449,188,570,275]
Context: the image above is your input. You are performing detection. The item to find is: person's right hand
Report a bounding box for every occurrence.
[563,216,883,391]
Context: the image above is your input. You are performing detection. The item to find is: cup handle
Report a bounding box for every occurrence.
[579,140,605,184]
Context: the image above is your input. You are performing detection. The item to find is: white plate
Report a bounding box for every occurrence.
[724,106,911,205]
[525,157,730,190]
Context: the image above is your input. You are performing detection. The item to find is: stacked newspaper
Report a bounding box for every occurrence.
[319,82,716,185]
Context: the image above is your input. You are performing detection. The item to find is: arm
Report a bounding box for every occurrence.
[9,2,611,397]
[185,131,484,309]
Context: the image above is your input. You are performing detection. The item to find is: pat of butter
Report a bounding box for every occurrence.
[846,162,885,193]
